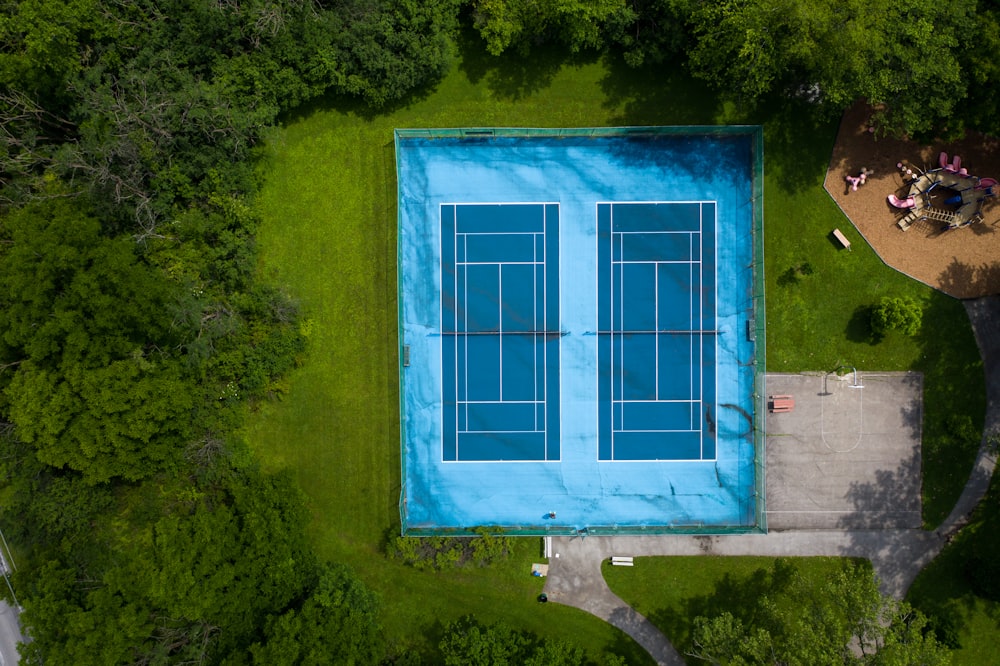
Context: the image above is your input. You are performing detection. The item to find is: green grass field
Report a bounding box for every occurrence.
[908,534,1000,665]
[248,39,989,661]
[603,556,863,660]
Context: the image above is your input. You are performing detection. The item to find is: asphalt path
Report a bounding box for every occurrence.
[544,295,1000,666]
[0,600,22,665]
[0,546,24,664]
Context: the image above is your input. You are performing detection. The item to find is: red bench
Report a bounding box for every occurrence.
[769,395,795,413]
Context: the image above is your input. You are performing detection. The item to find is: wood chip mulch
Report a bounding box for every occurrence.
[823,101,1000,299]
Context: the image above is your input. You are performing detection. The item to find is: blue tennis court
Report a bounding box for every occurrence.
[598,201,717,462]
[441,203,560,462]
[397,128,764,535]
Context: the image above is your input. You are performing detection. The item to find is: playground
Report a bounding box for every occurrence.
[825,102,1000,298]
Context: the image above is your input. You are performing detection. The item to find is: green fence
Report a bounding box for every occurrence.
[750,125,767,534]
[395,125,764,140]
[398,126,766,536]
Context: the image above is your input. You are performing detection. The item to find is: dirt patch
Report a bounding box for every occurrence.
[823,102,1000,299]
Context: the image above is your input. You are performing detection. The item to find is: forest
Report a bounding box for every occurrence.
[2,0,1000,663]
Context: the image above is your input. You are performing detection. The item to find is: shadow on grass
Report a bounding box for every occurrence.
[595,56,839,196]
[455,22,600,103]
[908,503,1000,651]
[643,563,791,655]
[755,95,842,194]
[911,292,986,526]
[644,559,859,656]
[845,305,876,344]
[598,57,722,126]
[835,288,986,527]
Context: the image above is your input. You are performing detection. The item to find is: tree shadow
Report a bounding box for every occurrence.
[845,305,877,344]
[776,261,816,287]
[596,57,839,194]
[937,256,1000,299]
[907,480,1000,650]
[595,130,753,193]
[598,57,723,126]
[455,22,596,102]
[646,565,785,654]
[604,618,662,666]
[898,374,926,439]
[644,558,858,655]
[757,95,843,195]
[967,218,999,237]
[839,463,922,530]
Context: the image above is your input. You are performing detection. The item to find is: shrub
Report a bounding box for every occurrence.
[871,296,923,337]
[388,528,513,569]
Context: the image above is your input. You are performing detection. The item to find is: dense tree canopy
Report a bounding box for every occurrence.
[687,560,950,666]
[439,615,598,666]
[468,0,1000,138]
[11,463,378,665]
[0,196,194,481]
[0,0,452,661]
[1,0,997,662]
[470,0,634,56]
[685,0,975,136]
[246,563,385,665]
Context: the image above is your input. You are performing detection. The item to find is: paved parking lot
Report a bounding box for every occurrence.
[764,372,923,529]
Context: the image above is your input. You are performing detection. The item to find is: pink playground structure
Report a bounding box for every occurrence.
[892,153,996,231]
[845,166,870,192]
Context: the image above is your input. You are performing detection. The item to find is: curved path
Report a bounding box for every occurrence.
[544,295,1000,665]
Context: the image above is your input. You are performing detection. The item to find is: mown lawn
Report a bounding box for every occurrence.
[907,469,1000,666]
[247,35,987,660]
[603,556,862,661]
[249,46,659,662]
[908,534,1000,665]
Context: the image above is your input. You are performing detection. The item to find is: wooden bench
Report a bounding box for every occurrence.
[611,556,634,567]
[832,228,851,250]
[769,395,795,413]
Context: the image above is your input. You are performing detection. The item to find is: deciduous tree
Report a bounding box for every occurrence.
[687,559,950,665]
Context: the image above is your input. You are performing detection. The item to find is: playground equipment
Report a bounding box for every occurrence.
[893,154,996,231]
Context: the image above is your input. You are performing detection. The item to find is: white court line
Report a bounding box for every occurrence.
[461,400,547,405]
[457,261,545,265]
[534,229,539,432]
[601,201,721,461]
[498,263,503,401]
[612,260,700,265]
[618,399,700,403]
[693,204,699,453]
[441,200,561,205]
[820,374,865,453]
[542,207,549,459]
[459,231,542,234]
[443,202,559,462]
[611,429,701,434]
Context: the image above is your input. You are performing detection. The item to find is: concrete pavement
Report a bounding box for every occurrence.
[765,372,923,530]
[544,295,1000,666]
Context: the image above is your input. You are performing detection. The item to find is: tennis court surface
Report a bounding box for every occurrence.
[397,128,765,535]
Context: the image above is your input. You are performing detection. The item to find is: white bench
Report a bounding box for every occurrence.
[611,556,634,566]
[832,228,851,250]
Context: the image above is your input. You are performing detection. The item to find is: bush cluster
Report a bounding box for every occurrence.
[388,527,514,570]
